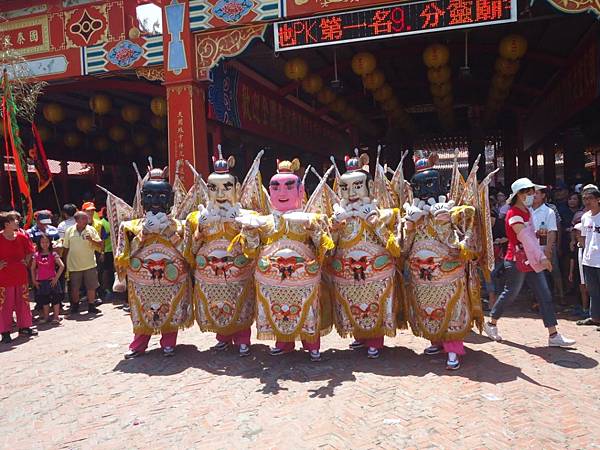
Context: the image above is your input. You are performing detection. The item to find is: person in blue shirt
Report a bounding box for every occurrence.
[27,210,60,247]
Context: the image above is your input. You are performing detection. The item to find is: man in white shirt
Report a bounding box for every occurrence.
[532,188,558,258]
[57,204,77,239]
[579,184,600,327]
[532,186,564,300]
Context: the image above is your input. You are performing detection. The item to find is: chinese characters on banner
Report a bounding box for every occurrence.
[275,0,515,51]
[0,16,50,56]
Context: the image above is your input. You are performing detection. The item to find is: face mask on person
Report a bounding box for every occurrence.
[524,195,534,207]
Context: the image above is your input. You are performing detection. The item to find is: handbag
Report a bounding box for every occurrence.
[513,244,534,273]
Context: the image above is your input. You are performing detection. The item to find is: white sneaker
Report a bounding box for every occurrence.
[483,322,502,341]
[548,333,576,347]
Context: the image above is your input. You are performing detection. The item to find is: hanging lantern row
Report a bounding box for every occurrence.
[349,52,414,133]
[283,57,368,130]
[484,34,527,124]
[423,43,454,131]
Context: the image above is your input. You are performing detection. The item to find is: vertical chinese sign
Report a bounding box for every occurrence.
[166,84,210,184]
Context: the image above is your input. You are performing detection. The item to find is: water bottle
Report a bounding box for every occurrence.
[538,221,547,246]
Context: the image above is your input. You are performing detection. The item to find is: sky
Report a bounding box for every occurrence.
[136,3,163,34]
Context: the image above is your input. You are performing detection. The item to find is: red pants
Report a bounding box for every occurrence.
[216,328,251,346]
[129,331,178,352]
[432,340,465,355]
[0,285,32,333]
[276,335,320,352]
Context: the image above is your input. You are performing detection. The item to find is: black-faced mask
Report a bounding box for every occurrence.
[411,169,442,201]
[141,177,174,215]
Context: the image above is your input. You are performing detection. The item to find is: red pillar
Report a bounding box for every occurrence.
[165,82,210,184]
[162,0,209,187]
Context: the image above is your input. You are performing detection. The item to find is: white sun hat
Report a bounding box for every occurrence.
[507,178,546,204]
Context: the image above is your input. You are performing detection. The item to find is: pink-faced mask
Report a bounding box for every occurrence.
[269,173,304,212]
[269,158,304,212]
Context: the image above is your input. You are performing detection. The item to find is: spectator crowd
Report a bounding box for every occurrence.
[0,201,118,343]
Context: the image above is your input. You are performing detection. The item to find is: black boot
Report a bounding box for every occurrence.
[1,332,12,344]
[18,327,38,336]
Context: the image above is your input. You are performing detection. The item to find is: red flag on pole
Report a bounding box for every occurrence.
[30,122,52,192]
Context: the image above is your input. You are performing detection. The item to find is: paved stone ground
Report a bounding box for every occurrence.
[1,300,600,450]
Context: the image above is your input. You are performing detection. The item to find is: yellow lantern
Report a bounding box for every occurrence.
[330,98,347,113]
[301,74,323,94]
[499,34,527,60]
[491,74,513,91]
[64,132,82,148]
[430,82,452,98]
[495,58,520,76]
[151,116,165,130]
[382,97,399,112]
[133,132,147,147]
[427,66,451,84]
[362,69,385,91]
[434,95,453,109]
[76,115,94,134]
[94,136,110,152]
[150,97,167,117]
[284,57,308,81]
[121,104,141,124]
[89,94,111,115]
[109,125,127,142]
[317,88,336,105]
[43,103,64,124]
[373,84,392,102]
[351,52,376,76]
[423,44,450,68]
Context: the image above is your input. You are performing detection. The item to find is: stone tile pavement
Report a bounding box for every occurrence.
[1,302,600,449]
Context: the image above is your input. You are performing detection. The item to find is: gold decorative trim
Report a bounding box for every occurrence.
[63,4,110,48]
[136,66,165,81]
[546,0,600,15]
[195,24,267,80]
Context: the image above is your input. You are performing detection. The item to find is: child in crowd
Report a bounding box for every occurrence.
[31,233,65,324]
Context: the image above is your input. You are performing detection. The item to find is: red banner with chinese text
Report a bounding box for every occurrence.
[207,64,349,153]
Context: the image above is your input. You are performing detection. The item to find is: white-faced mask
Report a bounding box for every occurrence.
[524,195,534,207]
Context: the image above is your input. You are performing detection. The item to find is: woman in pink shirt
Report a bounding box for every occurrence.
[0,211,36,343]
[31,234,65,324]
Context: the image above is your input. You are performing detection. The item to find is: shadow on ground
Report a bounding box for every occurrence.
[112,332,594,396]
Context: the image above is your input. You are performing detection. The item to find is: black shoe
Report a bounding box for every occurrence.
[69,303,80,314]
[93,299,103,307]
[349,340,365,350]
[87,305,101,314]
[18,327,38,336]
[1,332,12,344]
[124,349,143,359]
